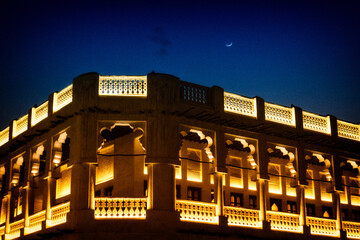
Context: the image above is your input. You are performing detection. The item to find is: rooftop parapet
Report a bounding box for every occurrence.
[0,72,359,149]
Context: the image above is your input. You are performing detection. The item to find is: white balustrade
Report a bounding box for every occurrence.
[266,211,302,233]
[265,102,295,126]
[31,101,48,126]
[12,114,28,137]
[175,200,218,224]
[8,219,24,239]
[25,210,46,235]
[94,198,147,219]
[224,92,257,117]
[0,127,9,147]
[343,221,360,239]
[53,84,73,112]
[99,76,147,96]
[337,120,360,141]
[224,206,261,228]
[48,202,70,227]
[306,216,339,237]
[303,111,331,134]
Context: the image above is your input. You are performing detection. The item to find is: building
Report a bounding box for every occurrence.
[0,72,360,240]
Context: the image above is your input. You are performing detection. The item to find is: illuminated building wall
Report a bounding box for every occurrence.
[0,72,359,239]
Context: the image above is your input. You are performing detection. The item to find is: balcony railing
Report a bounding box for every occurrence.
[266,211,302,233]
[306,216,339,237]
[303,111,331,134]
[99,76,147,96]
[24,210,46,235]
[31,101,49,126]
[53,84,73,112]
[180,81,210,105]
[175,200,218,224]
[224,92,257,117]
[0,127,9,147]
[223,206,261,228]
[265,102,296,126]
[8,219,24,239]
[338,120,360,141]
[12,114,28,138]
[48,201,70,227]
[94,198,147,219]
[343,221,360,239]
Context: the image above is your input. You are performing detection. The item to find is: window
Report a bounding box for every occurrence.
[230,193,243,207]
[248,170,257,190]
[287,201,297,213]
[342,209,348,220]
[176,185,181,199]
[104,186,113,197]
[352,210,360,221]
[61,137,70,163]
[187,150,202,182]
[249,195,257,209]
[95,186,113,197]
[268,164,282,194]
[187,187,201,201]
[144,180,148,197]
[39,150,46,173]
[270,198,282,211]
[322,206,333,218]
[306,204,315,216]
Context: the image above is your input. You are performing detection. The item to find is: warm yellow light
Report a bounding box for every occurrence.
[94,198,147,219]
[224,92,257,118]
[175,200,218,224]
[47,202,70,227]
[53,84,73,113]
[99,76,147,97]
[56,166,71,199]
[0,127,9,147]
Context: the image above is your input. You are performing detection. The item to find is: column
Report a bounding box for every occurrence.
[145,115,180,224]
[257,136,270,231]
[67,114,97,229]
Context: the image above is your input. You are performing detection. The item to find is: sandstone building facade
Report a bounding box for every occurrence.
[0,72,360,239]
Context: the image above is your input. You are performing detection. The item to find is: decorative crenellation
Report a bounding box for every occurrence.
[303,111,331,135]
[99,76,147,96]
[13,114,28,138]
[223,206,261,228]
[31,101,48,126]
[224,92,257,117]
[266,211,302,233]
[94,198,147,219]
[53,84,73,113]
[180,81,209,105]
[265,102,296,126]
[306,216,339,237]
[175,200,218,224]
[337,120,360,141]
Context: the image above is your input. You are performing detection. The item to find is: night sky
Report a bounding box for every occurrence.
[1,0,360,130]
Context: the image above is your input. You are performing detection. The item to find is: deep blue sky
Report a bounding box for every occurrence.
[1,0,360,130]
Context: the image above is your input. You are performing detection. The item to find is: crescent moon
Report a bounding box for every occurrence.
[226,42,233,47]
